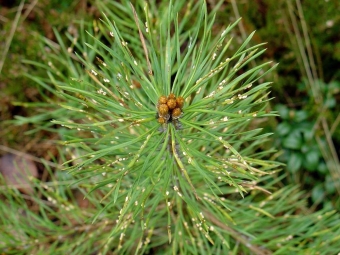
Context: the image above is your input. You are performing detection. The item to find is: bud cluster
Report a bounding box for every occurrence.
[157,93,184,124]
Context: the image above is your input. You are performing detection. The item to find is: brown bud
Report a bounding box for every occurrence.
[158,103,169,116]
[172,108,182,119]
[167,98,177,110]
[168,93,176,99]
[158,95,168,104]
[158,117,166,124]
[176,96,184,108]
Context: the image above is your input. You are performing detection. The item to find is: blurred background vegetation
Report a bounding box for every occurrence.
[0,0,339,249]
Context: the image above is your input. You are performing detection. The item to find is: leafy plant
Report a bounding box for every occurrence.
[1,1,340,254]
[275,78,340,209]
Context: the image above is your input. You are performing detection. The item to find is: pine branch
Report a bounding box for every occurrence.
[2,0,340,254]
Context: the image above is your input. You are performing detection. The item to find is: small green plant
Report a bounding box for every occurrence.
[49,1,279,251]
[275,79,340,209]
[2,1,340,254]
[275,104,321,173]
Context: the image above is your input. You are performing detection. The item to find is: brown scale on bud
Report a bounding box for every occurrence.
[158,104,169,117]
